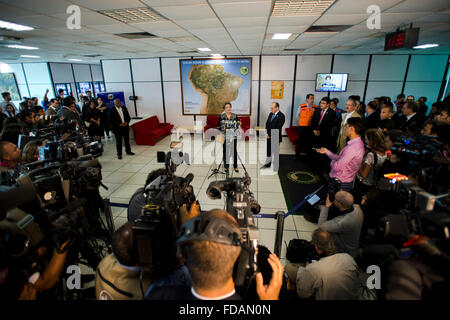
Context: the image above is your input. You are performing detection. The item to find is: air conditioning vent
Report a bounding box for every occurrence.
[98,7,166,23]
[272,0,336,16]
[115,32,157,39]
[305,25,352,33]
[283,48,305,52]
[82,54,103,58]
[177,51,198,54]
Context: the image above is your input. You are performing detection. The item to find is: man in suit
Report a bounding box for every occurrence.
[311,97,336,150]
[365,101,379,129]
[110,99,134,159]
[261,102,285,170]
[400,101,422,135]
[336,98,362,153]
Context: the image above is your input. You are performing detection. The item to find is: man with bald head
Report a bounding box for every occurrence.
[318,191,363,258]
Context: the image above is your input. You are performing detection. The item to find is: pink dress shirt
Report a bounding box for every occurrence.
[325,137,365,183]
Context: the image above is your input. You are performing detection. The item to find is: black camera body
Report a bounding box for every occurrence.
[206,173,260,291]
[133,204,179,274]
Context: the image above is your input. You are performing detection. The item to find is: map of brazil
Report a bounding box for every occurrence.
[180,58,252,115]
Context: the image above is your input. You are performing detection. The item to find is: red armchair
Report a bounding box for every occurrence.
[285,126,299,152]
[131,116,174,145]
[238,116,251,141]
[203,115,219,132]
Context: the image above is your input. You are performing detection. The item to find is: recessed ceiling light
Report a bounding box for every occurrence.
[413,43,439,49]
[0,19,34,31]
[272,33,292,40]
[68,58,83,62]
[20,55,40,58]
[198,48,211,52]
[7,44,39,50]
[211,54,224,58]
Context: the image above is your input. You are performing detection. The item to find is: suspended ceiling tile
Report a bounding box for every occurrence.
[211,1,272,18]
[268,15,321,26]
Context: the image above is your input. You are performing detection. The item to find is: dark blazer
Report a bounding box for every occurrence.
[311,107,336,148]
[265,111,285,142]
[400,113,422,135]
[110,105,131,131]
[365,111,379,129]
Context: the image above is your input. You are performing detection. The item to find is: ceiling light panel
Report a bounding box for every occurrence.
[272,0,336,16]
[98,7,166,23]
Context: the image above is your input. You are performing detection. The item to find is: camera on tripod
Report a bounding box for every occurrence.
[205,171,261,292]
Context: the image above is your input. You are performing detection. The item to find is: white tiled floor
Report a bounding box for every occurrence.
[97,133,317,262]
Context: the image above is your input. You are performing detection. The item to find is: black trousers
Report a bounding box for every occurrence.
[223,138,237,169]
[296,126,312,156]
[113,126,131,156]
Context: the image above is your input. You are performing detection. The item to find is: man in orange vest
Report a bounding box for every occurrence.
[294,94,317,159]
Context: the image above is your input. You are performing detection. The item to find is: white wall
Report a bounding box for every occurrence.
[22,63,54,103]
[404,55,448,102]
[99,53,449,132]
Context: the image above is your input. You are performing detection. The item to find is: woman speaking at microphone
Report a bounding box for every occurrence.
[219,102,240,173]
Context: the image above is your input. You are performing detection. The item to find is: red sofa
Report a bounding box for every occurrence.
[286,126,299,152]
[131,116,174,145]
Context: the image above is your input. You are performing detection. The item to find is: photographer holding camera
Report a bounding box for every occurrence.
[95,222,155,300]
[147,209,284,300]
[318,192,363,258]
[285,228,361,300]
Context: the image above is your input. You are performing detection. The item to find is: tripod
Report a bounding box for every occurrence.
[208,134,228,179]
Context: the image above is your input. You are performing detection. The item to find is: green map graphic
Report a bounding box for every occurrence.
[188,64,244,114]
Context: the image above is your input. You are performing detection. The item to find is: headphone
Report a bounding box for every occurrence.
[177,214,242,247]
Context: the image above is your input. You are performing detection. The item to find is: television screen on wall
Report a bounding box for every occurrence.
[315,73,349,92]
[93,81,105,94]
[55,83,72,96]
[76,82,93,95]
[0,72,21,100]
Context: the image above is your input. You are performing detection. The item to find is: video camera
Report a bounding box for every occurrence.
[132,141,195,272]
[206,171,261,294]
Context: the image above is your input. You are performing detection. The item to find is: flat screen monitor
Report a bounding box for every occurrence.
[93,81,105,94]
[315,73,348,92]
[76,82,93,95]
[55,83,72,96]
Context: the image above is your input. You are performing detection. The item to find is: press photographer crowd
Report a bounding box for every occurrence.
[0,88,449,302]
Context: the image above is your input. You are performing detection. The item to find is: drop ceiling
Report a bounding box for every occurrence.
[0,0,448,63]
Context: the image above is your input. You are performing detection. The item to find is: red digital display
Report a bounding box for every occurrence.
[385,31,406,50]
[384,29,419,51]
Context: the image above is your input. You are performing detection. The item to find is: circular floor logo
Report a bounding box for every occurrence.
[287,171,319,184]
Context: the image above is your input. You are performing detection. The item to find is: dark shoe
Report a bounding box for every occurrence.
[234,168,239,173]
[260,162,271,169]
[126,151,135,155]
[118,155,122,160]
[224,168,229,173]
